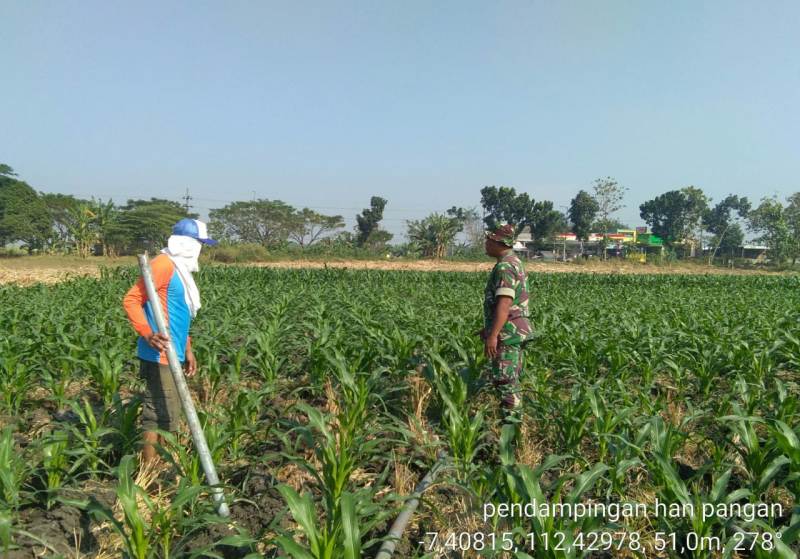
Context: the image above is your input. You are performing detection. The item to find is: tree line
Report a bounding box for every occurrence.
[0,164,396,257]
[2,162,799,264]
[480,179,800,265]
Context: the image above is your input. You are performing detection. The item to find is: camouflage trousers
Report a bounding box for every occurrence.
[488,343,524,410]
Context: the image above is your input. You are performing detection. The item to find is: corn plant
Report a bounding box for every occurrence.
[223,387,270,461]
[249,297,292,384]
[193,338,225,402]
[158,426,230,488]
[276,486,367,559]
[67,398,115,477]
[552,383,593,454]
[648,458,751,558]
[646,415,690,463]
[0,346,34,416]
[298,404,359,519]
[223,343,249,385]
[425,354,486,477]
[248,330,283,384]
[0,510,11,554]
[496,455,610,558]
[587,384,633,463]
[38,430,73,510]
[276,349,389,558]
[0,428,32,512]
[770,419,800,495]
[304,309,343,389]
[733,374,765,417]
[42,334,86,410]
[109,394,142,461]
[772,378,798,424]
[276,401,383,558]
[85,348,125,406]
[721,406,787,496]
[88,454,234,559]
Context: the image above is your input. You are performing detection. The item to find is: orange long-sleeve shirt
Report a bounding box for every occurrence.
[123,254,191,364]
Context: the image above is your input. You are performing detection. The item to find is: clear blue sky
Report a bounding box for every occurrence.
[3,0,799,238]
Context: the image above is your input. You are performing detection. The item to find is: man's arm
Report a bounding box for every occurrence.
[485,296,512,359]
[122,256,173,352]
[184,337,196,377]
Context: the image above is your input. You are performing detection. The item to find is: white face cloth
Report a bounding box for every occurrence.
[161,235,202,317]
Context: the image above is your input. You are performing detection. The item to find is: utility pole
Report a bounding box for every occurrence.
[559,204,569,262]
[182,187,193,213]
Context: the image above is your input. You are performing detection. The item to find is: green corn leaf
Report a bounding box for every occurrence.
[710,468,731,502]
[615,458,641,474]
[772,420,800,463]
[653,455,691,505]
[566,463,609,504]
[340,492,360,559]
[170,484,206,509]
[772,537,797,559]
[724,488,751,504]
[499,424,517,466]
[757,455,790,491]
[779,514,800,545]
[533,454,570,478]
[517,464,546,504]
[275,535,317,559]
[277,485,322,553]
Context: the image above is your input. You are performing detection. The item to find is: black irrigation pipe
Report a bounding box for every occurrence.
[375,451,449,559]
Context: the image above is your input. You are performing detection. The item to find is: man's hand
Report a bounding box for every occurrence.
[485,334,499,359]
[145,332,170,352]
[184,348,197,378]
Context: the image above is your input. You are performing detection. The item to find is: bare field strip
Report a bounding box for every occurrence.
[246,258,782,276]
[0,257,785,286]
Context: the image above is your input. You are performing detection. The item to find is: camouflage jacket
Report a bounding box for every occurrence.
[483,252,532,345]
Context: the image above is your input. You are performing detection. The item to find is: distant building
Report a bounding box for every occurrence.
[513,226,665,259]
[516,226,533,244]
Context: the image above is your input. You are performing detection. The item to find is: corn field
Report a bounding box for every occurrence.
[0,267,798,558]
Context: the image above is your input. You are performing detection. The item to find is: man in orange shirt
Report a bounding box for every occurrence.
[123,218,217,464]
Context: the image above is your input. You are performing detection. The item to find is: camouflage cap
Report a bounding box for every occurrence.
[485,223,516,247]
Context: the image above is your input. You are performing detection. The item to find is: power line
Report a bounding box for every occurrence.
[182,187,193,213]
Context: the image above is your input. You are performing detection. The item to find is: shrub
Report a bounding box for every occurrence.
[205,243,270,263]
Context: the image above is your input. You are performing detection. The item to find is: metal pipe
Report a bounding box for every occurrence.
[375,452,448,559]
[137,253,229,517]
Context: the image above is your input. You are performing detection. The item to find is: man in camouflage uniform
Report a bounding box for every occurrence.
[480,223,532,418]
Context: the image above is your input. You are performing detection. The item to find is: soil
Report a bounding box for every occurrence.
[182,521,257,559]
[178,464,288,557]
[226,464,287,537]
[6,463,284,558]
[7,504,85,558]
[231,465,284,536]
[6,483,115,559]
